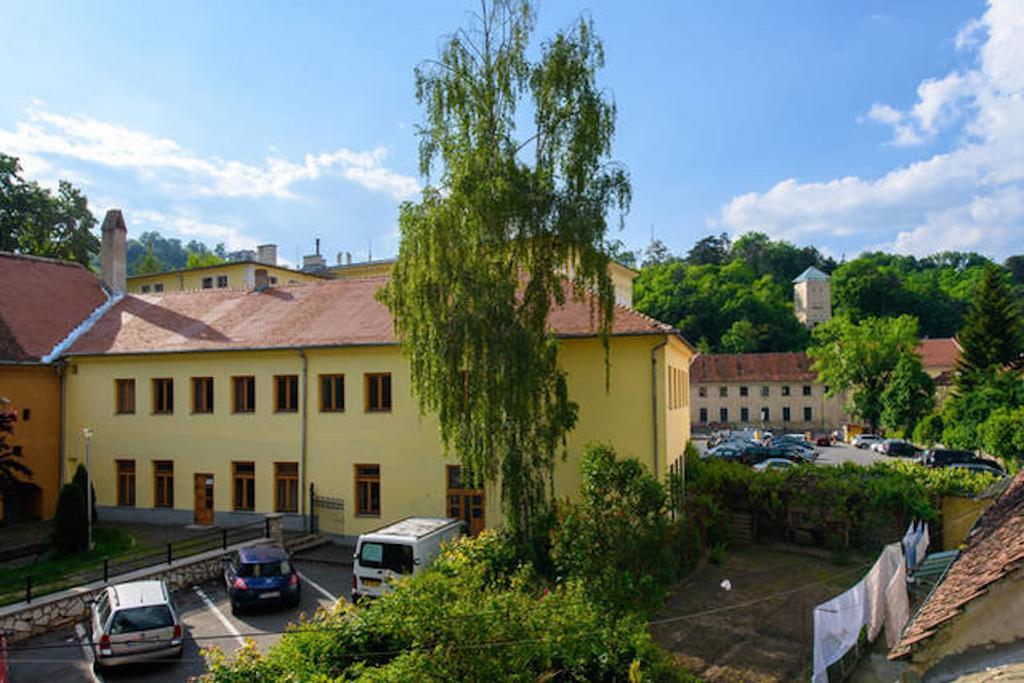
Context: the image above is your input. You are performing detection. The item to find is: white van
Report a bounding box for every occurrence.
[352,517,465,601]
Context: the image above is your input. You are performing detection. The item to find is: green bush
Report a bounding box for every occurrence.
[202,531,693,682]
[550,443,678,614]
[912,412,945,447]
[52,483,88,555]
[71,464,98,524]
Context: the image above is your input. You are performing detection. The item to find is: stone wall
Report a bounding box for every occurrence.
[0,540,267,643]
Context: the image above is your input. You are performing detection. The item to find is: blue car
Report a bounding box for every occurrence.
[224,545,300,614]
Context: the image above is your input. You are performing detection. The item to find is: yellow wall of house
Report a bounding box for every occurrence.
[62,333,687,536]
[0,365,62,518]
[608,261,638,308]
[327,261,394,280]
[128,263,321,293]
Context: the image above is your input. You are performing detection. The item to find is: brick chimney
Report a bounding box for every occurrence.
[100,209,127,293]
[256,244,277,266]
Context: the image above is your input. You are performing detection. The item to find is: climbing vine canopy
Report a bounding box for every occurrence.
[381,0,630,537]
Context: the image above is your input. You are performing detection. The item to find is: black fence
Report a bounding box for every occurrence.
[0,520,268,607]
[308,483,345,536]
[668,457,685,521]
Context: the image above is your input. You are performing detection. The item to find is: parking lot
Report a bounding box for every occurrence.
[696,437,891,468]
[6,550,352,683]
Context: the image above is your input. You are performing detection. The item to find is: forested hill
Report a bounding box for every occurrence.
[629,232,1024,353]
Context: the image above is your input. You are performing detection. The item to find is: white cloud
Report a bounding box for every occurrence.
[718,0,1024,258]
[0,105,421,201]
[128,209,259,252]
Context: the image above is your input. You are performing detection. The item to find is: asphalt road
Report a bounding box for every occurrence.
[6,554,352,683]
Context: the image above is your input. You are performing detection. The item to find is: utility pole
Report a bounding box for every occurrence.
[83,428,94,551]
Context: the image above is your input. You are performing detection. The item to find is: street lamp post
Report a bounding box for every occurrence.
[83,428,94,551]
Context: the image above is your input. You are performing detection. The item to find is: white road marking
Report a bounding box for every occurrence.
[193,586,245,648]
[297,571,338,603]
[74,622,103,683]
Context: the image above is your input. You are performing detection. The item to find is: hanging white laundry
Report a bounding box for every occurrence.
[902,521,919,570]
[884,560,910,647]
[913,523,930,568]
[812,578,868,683]
[864,543,903,641]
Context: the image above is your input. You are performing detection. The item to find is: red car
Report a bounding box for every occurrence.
[814,434,833,447]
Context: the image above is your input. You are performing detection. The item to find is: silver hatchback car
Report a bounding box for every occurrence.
[89,580,184,669]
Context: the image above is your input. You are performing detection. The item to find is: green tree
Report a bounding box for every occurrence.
[0,154,99,266]
[133,242,164,275]
[641,238,672,267]
[808,314,920,432]
[720,319,758,353]
[186,250,226,268]
[52,483,88,555]
[686,232,731,266]
[912,412,945,447]
[880,352,935,435]
[0,404,32,495]
[941,370,1024,449]
[71,463,98,524]
[551,443,675,613]
[977,406,1024,463]
[954,263,1024,393]
[380,0,629,542]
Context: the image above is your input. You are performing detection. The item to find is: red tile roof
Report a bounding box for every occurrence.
[890,468,1024,659]
[690,352,817,383]
[0,253,109,362]
[67,276,676,356]
[916,338,960,370]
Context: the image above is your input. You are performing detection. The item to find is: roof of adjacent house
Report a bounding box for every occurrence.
[793,266,830,283]
[916,337,961,370]
[66,276,677,356]
[0,252,109,362]
[690,352,817,383]
[691,339,961,384]
[890,467,1024,659]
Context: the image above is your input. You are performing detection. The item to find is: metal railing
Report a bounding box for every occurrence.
[0,521,267,607]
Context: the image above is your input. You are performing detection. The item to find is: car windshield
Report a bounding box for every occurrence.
[237,559,291,577]
[109,605,174,634]
[360,542,414,574]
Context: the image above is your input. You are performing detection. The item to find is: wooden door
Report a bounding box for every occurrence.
[194,473,214,525]
[446,465,485,535]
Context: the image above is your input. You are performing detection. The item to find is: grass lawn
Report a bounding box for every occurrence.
[0,526,137,606]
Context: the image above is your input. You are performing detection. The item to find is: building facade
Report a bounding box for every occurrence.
[128,261,324,294]
[793,266,832,327]
[689,352,847,433]
[0,246,112,519]
[57,217,690,538]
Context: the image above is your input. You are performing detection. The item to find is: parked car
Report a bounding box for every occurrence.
[224,545,300,614]
[852,433,884,449]
[753,458,797,472]
[89,580,183,670]
[947,461,1005,476]
[923,448,978,467]
[740,445,811,465]
[878,440,923,458]
[814,434,834,447]
[353,517,465,601]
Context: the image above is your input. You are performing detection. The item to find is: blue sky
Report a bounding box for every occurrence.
[3,0,1021,264]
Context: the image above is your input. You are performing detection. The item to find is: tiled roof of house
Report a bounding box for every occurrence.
[890,467,1024,659]
[916,338,961,370]
[690,352,817,383]
[691,339,961,385]
[66,276,676,356]
[0,252,109,362]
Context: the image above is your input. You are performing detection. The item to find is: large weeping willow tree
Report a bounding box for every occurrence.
[380,0,630,541]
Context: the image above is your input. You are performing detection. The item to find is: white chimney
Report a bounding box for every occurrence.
[100,209,127,293]
[256,244,277,266]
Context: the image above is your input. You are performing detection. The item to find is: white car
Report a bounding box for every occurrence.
[853,433,884,449]
[353,517,465,601]
[89,580,183,670]
[753,458,796,472]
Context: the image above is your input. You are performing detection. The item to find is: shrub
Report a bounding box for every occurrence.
[71,464,98,523]
[52,483,88,555]
[912,412,945,447]
[550,443,678,614]
[202,531,693,682]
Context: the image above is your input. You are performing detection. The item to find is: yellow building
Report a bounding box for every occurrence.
[0,250,112,520]
[58,222,692,538]
[128,260,324,294]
